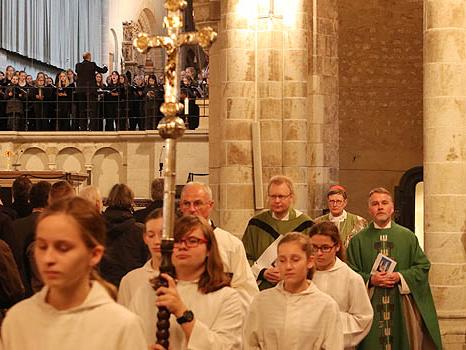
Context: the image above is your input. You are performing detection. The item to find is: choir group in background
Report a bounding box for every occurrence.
[0,174,443,349]
[0,54,206,132]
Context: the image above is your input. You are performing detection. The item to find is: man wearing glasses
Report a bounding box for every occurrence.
[179,182,259,311]
[347,187,442,350]
[242,175,314,290]
[314,185,367,247]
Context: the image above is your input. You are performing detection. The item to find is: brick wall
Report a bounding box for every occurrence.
[338,0,423,217]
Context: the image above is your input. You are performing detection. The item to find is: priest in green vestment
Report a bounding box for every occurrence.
[242,175,314,290]
[314,184,368,247]
[347,187,442,350]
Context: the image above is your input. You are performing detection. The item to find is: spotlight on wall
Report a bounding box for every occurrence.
[257,0,283,19]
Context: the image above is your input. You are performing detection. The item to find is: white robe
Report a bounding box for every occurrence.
[213,226,259,312]
[1,282,147,350]
[244,281,344,350]
[129,279,244,349]
[118,259,159,308]
[313,258,374,350]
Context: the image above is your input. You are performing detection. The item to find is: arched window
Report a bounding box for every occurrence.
[395,166,424,248]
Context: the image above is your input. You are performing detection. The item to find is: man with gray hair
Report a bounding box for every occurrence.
[78,185,103,213]
[179,182,259,310]
[347,187,442,350]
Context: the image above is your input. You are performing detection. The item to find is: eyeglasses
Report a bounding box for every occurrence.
[268,194,291,201]
[328,199,344,206]
[311,244,336,253]
[174,236,208,248]
[180,200,209,209]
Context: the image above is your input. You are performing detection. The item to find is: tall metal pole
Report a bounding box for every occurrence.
[133,0,216,347]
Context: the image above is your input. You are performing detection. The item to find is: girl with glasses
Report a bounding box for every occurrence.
[129,215,244,349]
[0,197,147,350]
[244,232,343,349]
[309,222,373,350]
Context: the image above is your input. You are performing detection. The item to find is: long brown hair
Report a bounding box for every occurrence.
[309,221,346,262]
[173,215,230,293]
[37,197,117,299]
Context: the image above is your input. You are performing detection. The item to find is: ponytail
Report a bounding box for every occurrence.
[90,269,117,300]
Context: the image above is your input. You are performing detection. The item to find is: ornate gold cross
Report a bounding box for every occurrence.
[133,1,216,348]
[134,0,216,134]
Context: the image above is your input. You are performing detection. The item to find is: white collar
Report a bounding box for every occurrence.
[271,208,302,221]
[374,220,392,229]
[329,210,347,222]
[272,211,290,221]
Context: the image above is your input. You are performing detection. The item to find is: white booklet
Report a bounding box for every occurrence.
[371,253,397,274]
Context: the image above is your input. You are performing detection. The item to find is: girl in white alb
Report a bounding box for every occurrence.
[0,197,147,350]
[130,215,244,349]
[243,232,344,350]
[118,208,162,307]
[310,221,373,350]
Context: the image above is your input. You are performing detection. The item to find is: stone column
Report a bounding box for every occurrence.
[207,0,256,237]
[424,1,466,348]
[204,0,339,236]
[307,0,339,218]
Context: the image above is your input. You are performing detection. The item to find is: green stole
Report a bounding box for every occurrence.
[347,222,442,350]
[242,209,313,290]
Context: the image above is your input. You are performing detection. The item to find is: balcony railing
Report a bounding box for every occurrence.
[0,85,208,132]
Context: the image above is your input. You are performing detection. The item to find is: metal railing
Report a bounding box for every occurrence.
[0,85,208,132]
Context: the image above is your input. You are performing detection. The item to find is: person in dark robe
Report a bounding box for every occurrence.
[180,87,200,130]
[8,176,33,219]
[143,75,163,130]
[75,52,108,131]
[133,178,163,223]
[129,75,145,131]
[12,181,51,297]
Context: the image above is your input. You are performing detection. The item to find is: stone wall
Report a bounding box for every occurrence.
[0,131,209,200]
[338,0,423,218]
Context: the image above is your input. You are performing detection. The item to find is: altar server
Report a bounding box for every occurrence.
[310,221,373,349]
[130,215,244,349]
[244,232,343,350]
[118,208,162,307]
[1,197,147,350]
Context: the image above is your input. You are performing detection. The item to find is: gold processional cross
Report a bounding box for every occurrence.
[133,0,216,347]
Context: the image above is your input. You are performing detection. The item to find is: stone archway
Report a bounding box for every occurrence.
[122,8,164,80]
[394,166,423,232]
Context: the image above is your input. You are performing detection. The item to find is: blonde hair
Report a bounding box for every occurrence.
[268,175,295,196]
[38,197,117,299]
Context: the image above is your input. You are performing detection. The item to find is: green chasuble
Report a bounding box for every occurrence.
[314,211,367,247]
[242,209,313,290]
[347,222,442,350]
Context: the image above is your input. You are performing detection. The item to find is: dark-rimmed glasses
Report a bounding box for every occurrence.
[174,236,208,249]
[311,244,336,253]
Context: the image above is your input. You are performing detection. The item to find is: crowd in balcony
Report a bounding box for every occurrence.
[0,63,208,132]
